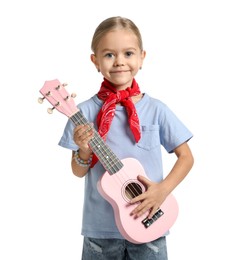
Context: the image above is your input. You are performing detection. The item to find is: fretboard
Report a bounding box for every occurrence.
[70,111,123,175]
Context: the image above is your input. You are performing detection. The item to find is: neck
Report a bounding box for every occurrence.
[106,79,134,91]
[131,93,143,104]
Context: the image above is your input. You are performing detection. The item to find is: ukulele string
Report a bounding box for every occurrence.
[71,112,125,182]
[71,111,141,199]
[71,113,127,190]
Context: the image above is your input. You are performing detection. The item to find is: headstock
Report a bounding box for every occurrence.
[38,79,78,117]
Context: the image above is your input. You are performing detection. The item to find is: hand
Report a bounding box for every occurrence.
[130,175,168,219]
[73,124,94,152]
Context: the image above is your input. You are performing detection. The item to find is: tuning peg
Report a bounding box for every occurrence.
[64,93,77,101]
[47,107,55,114]
[38,97,45,104]
[56,83,68,90]
[47,102,60,114]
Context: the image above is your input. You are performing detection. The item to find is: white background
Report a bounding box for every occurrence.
[0,0,249,259]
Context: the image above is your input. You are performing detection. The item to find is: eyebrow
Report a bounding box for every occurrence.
[100,47,137,53]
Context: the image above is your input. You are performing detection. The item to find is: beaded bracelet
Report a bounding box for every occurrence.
[74,149,93,167]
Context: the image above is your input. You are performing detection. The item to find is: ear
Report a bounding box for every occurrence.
[141,50,146,59]
[90,54,99,70]
[140,50,146,67]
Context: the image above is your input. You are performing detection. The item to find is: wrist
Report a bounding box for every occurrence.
[74,149,93,167]
[78,148,93,160]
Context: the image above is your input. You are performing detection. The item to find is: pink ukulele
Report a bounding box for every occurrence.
[39,79,179,244]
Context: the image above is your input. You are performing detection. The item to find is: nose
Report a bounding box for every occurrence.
[114,55,124,67]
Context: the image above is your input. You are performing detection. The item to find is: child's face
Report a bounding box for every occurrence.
[91,29,146,90]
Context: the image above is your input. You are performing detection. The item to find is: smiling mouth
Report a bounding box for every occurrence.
[111,70,129,73]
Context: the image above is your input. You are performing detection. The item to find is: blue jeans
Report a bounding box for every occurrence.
[81,236,168,260]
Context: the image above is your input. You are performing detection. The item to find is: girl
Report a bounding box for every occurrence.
[59,16,194,260]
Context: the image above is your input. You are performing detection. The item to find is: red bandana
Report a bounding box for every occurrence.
[91,78,141,167]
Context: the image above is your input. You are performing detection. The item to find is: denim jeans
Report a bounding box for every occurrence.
[81,236,168,260]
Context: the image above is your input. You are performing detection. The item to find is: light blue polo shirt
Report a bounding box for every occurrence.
[58,93,193,239]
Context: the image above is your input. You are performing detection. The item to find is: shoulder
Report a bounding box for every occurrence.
[77,95,103,122]
[77,95,102,108]
[139,93,187,127]
[139,93,172,114]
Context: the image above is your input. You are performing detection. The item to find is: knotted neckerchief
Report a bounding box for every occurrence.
[90,78,141,167]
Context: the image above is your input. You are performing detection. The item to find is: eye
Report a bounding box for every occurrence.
[125,51,134,57]
[104,53,114,58]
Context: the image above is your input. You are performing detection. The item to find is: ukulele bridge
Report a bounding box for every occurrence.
[142,209,164,228]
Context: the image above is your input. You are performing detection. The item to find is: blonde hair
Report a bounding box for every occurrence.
[91,16,143,54]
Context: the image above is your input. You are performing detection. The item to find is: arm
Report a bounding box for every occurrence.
[130,141,194,219]
[71,124,94,178]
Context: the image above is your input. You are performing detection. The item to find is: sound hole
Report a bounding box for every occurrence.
[125,182,143,200]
